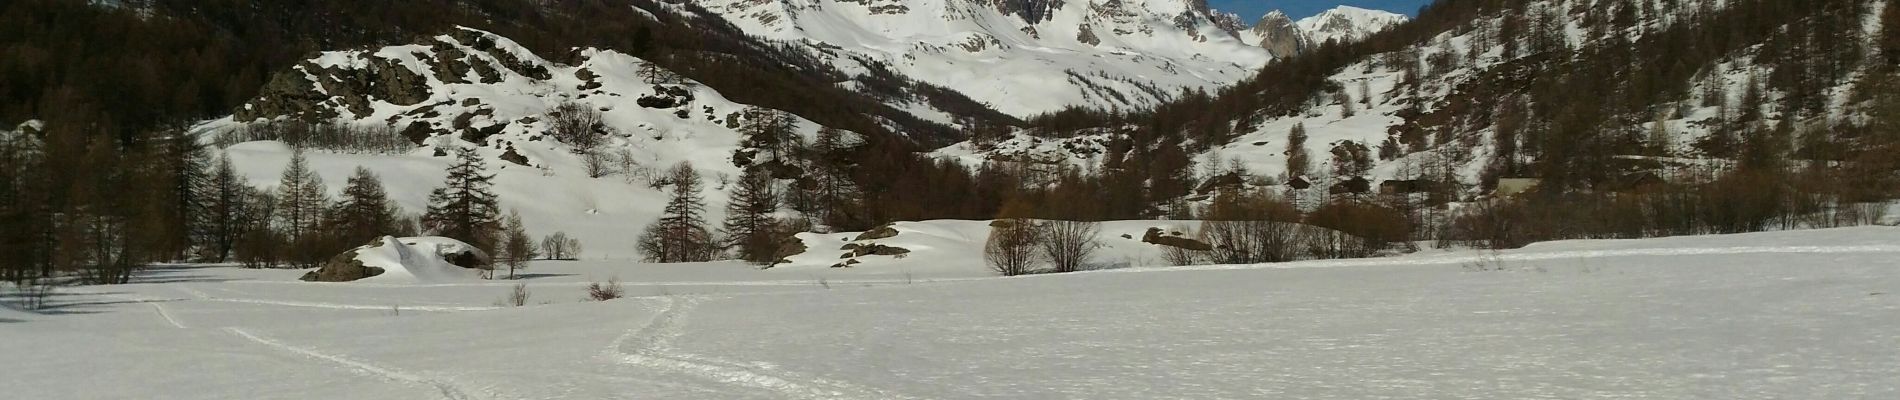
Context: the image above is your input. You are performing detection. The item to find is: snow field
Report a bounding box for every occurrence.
[3,226,1898,399]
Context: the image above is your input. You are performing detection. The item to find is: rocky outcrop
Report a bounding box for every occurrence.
[1142,227,1212,251]
[1251,11,1305,58]
[300,240,387,282]
[234,27,552,124]
[853,224,900,241]
[989,0,1065,24]
[769,234,808,266]
[841,243,910,258]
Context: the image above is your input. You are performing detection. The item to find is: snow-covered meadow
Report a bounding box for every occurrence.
[6,227,1899,399]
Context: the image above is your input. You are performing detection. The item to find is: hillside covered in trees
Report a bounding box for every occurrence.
[949,0,1900,248]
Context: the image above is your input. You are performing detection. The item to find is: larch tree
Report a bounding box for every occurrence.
[1285,122,1311,178]
[328,167,402,245]
[274,147,327,243]
[422,147,501,251]
[638,161,714,263]
[720,167,781,264]
[0,124,51,283]
[496,210,536,279]
[203,152,249,262]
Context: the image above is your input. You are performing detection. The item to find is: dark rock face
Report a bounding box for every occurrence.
[1076,23,1101,46]
[852,244,910,257]
[499,146,530,166]
[300,242,385,282]
[1251,11,1305,58]
[769,234,808,266]
[234,28,551,123]
[988,0,1065,24]
[637,85,695,109]
[434,244,490,269]
[1142,227,1213,251]
[853,224,900,241]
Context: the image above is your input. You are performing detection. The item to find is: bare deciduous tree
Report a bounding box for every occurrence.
[1038,220,1099,273]
[984,219,1040,276]
[586,277,624,301]
[547,102,604,154]
[540,231,582,260]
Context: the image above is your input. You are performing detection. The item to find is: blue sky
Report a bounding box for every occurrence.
[1208,0,1433,20]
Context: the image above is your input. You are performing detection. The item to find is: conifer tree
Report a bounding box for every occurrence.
[1285,123,1311,178]
[638,162,714,263]
[274,147,327,243]
[423,147,501,251]
[0,125,51,282]
[802,127,859,227]
[721,167,781,264]
[203,152,249,262]
[151,131,209,260]
[329,167,402,244]
[496,210,536,279]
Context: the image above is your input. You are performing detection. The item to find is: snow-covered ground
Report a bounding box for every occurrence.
[6,227,1900,399]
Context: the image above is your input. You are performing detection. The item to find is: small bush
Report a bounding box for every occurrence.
[586,277,624,301]
[499,283,530,307]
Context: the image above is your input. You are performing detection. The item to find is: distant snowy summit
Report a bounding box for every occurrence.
[697,0,1279,116]
[1296,5,1411,46]
[1241,6,1411,58]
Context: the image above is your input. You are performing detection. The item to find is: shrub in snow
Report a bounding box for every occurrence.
[586,278,624,301]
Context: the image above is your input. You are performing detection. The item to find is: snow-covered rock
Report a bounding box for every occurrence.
[302,236,491,283]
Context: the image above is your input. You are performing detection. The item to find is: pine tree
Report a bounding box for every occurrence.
[802,127,859,227]
[1285,122,1311,178]
[152,131,209,260]
[638,162,714,263]
[0,125,51,282]
[720,167,781,264]
[203,152,249,262]
[329,167,401,245]
[422,147,501,251]
[274,148,327,243]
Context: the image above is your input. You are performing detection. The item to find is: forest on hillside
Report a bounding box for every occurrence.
[5,0,1900,286]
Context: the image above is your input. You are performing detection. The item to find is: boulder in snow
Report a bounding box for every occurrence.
[301,236,491,283]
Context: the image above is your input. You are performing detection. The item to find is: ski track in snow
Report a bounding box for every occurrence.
[1118,244,1900,274]
[149,302,187,329]
[90,293,192,329]
[605,296,918,400]
[176,285,494,311]
[225,327,483,400]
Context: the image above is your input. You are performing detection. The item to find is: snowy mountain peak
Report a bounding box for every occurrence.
[1249,9,1303,58]
[699,0,1273,116]
[1295,5,1408,45]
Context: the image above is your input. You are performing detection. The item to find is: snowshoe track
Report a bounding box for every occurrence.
[607,296,917,400]
[225,327,483,400]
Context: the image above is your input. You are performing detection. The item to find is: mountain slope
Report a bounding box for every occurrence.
[1295,5,1412,46]
[1238,6,1410,60]
[698,0,1275,116]
[963,0,1893,195]
[198,27,852,255]
[931,0,1900,247]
